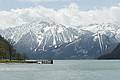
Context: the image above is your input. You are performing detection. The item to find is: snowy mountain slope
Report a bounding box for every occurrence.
[1,20,79,49]
[50,30,117,59]
[0,21,119,59]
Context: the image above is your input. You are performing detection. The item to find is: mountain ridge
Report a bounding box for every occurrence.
[0,21,119,59]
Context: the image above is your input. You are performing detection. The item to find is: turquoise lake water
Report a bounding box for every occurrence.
[0,60,120,80]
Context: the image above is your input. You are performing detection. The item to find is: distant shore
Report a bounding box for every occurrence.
[0,60,53,64]
[0,60,25,63]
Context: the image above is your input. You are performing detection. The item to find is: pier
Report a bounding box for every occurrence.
[25,60,53,64]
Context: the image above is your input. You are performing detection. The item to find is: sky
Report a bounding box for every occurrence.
[0,0,120,11]
[1,0,120,29]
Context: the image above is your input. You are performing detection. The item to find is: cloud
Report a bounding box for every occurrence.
[0,3,120,30]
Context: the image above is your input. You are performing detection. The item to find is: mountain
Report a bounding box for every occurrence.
[98,43,120,59]
[0,21,118,59]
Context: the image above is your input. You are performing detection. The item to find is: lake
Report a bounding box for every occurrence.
[0,60,120,80]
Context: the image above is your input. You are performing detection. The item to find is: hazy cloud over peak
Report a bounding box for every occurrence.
[0,3,120,30]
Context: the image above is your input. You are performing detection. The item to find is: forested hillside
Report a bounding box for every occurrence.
[0,35,26,60]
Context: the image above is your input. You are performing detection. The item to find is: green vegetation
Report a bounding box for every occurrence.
[0,35,27,63]
[0,60,25,63]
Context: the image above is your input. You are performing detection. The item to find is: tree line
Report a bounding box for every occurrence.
[0,35,27,60]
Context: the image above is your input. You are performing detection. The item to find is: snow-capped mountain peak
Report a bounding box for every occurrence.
[0,21,119,59]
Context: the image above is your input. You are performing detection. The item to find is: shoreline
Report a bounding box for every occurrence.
[0,60,53,64]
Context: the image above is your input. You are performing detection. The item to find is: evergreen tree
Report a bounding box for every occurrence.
[0,35,27,60]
